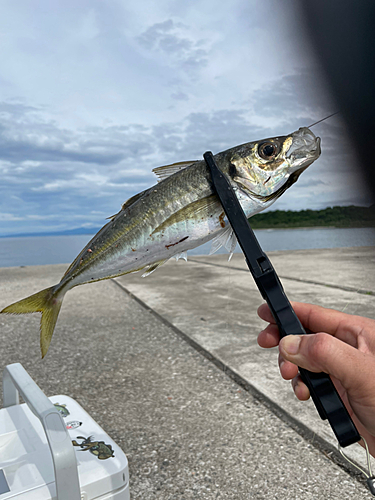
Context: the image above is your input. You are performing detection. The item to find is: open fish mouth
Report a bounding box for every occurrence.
[286,127,321,168]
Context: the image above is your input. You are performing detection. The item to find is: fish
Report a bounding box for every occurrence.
[0,126,321,358]
[53,403,70,417]
[72,436,115,460]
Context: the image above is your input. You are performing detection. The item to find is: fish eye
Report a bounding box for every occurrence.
[258,142,278,160]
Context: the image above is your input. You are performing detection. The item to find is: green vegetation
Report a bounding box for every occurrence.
[249,205,375,229]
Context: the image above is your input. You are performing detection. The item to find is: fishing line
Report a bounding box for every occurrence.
[224,252,233,346]
[340,288,362,314]
[339,436,375,495]
[307,111,340,128]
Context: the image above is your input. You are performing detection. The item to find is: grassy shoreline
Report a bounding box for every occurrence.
[250,205,375,230]
[253,225,337,231]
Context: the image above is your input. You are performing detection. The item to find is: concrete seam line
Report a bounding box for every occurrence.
[110,277,367,484]
[188,258,374,296]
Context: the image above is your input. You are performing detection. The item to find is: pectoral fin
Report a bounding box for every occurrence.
[152,195,220,235]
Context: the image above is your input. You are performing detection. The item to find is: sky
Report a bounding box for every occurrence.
[0,0,372,236]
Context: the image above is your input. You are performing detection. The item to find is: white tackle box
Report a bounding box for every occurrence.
[0,363,130,500]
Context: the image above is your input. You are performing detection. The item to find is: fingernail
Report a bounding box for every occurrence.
[281,335,301,355]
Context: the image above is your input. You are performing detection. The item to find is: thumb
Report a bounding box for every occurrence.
[279,332,369,392]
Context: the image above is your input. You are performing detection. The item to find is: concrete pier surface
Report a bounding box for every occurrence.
[0,246,374,499]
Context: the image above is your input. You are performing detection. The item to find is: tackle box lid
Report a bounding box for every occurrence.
[0,395,129,500]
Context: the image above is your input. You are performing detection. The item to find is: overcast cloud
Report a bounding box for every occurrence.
[0,0,371,236]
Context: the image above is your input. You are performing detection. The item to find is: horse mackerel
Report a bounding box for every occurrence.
[0,126,321,357]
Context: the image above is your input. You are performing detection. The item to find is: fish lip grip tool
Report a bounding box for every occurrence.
[203,151,360,448]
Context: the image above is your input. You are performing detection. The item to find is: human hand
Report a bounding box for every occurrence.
[257,301,375,457]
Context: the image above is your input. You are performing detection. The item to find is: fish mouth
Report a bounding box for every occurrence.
[286,127,321,171]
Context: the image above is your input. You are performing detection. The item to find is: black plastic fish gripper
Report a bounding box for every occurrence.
[203,150,360,448]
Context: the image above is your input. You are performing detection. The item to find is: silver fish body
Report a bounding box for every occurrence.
[62,158,258,287]
[60,127,320,288]
[1,126,321,357]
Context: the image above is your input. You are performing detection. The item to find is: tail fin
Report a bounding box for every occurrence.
[1,286,63,358]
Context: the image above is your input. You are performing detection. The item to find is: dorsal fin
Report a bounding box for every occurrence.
[152,161,197,182]
[108,162,196,222]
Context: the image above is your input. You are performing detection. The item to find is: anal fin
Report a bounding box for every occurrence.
[141,260,167,278]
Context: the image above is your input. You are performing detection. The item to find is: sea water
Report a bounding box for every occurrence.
[0,227,375,268]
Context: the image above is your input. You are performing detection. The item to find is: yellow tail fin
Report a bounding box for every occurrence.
[1,286,63,358]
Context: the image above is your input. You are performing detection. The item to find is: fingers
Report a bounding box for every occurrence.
[258,301,344,331]
[292,374,310,401]
[279,332,371,392]
[287,302,362,345]
[257,323,280,348]
[257,301,375,347]
[278,353,299,380]
[257,302,276,324]
[257,302,375,416]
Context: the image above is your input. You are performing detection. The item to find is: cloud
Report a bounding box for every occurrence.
[0,91,371,236]
[251,70,333,120]
[0,213,24,221]
[0,62,371,236]
[137,19,209,73]
[0,103,158,166]
[0,100,264,234]
[171,91,189,101]
[296,178,326,188]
